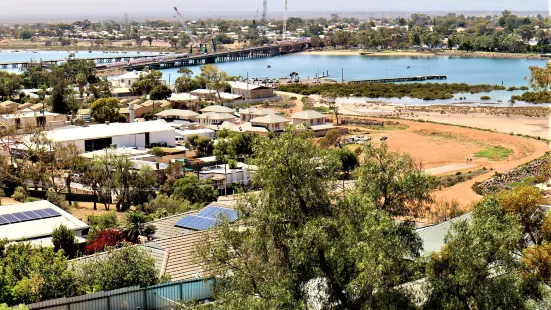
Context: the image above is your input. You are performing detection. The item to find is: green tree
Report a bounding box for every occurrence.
[425,197,543,309]
[145,36,153,47]
[120,211,156,243]
[195,136,214,157]
[355,143,436,217]
[130,70,163,96]
[76,245,162,292]
[149,84,172,100]
[172,175,218,205]
[52,224,78,259]
[142,194,194,215]
[0,71,23,100]
[199,64,229,102]
[90,97,120,123]
[197,129,422,308]
[19,30,32,40]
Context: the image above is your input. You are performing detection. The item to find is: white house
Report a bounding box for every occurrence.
[198,163,255,189]
[44,120,176,153]
[117,71,166,88]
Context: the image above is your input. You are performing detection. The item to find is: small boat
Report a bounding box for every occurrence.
[14,50,19,52]
[32,51,37,53]
[407,66,411,69]
[267,65,271,68]
[89,50,92,53]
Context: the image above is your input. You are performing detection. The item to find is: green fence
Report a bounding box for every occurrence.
[21,278,213,310]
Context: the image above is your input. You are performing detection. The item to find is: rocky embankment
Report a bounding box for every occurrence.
[472,156,549,195]
[96,67,126,77]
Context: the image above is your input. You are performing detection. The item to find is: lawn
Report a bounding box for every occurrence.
[474,146,513,161]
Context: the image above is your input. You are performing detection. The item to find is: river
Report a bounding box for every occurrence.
[0,50,546,105]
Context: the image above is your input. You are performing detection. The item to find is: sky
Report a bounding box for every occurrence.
[0,0,548,21]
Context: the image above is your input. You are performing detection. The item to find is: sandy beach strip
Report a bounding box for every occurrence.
[300,50,437,57]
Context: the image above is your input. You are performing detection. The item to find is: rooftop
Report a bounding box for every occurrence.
[156,109,199,118]
[292,110,325,120]
[228,81,270,90]
[169,93,199,101]
[416,213,472,255]
[45,120,174,143]
[199,105,234,113]
[250,114,290,124]
[196,112,235,120]
[0,200,89,243]
[239,107,279,115]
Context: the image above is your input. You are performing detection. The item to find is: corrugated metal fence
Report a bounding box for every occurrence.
[20,278,214,310]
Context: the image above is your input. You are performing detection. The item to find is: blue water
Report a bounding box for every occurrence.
[156,54,545,87]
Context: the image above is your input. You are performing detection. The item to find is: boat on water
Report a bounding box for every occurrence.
[407,66,411,69]
[267,65,271,68]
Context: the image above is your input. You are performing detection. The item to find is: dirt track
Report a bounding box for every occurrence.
[356,118,549,209]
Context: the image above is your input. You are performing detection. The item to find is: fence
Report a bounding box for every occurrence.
[21,278,214,310]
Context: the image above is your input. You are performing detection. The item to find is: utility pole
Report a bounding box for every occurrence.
[124,12,129,39]
[283,0,288,41]
[341,68,344,83]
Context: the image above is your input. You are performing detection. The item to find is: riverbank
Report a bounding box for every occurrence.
[301,49,544,60]
[96,67,126,77]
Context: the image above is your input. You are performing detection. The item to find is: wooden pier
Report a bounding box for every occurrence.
[349,75,447,84]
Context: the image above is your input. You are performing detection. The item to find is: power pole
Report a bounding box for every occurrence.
[124,12,129,39]
[283,0,288,40]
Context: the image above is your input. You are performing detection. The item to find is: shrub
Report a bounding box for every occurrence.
[85,229,126,254]
[289,96,297,100]
[480,95,491,100]
[11,186,27,202]
[46,191,69,211]
[88,212,118,230]
[150,146,164,156]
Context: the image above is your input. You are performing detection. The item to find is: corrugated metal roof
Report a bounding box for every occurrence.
[416,213,472,255]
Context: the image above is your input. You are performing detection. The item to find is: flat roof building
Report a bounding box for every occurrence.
[156,109,199,122]
[228,81,274,100]
[0,200,89,246]
[44,120,176,152]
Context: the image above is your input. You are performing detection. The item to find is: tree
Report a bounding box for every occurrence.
[199,64,228,102]
[425,197,543,309]
[149,84,172,100]
[172,176,218,205]
[130,70,163,96]
[120,211,156,243]
[195,136,214,157]
[142,194,194,216]
[0,243,81,304]
[197,129,422,308]
[355,143,436,217]
[310,35,324,47]
[0,71,23,100]
[52,224,79,259]
[527,60,551,96]
[90,97,120,123]
[145,36,153,47]
[76,245,162,292]
[494,185,547,247]
[174,75,202,93]
[319,129,342,148]
[19,30,32,40]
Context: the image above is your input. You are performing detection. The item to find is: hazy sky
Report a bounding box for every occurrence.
[0,0,548,20]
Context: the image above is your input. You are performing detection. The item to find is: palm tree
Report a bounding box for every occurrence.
[120,211,157,243]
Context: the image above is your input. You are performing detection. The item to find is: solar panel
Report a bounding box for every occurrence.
[22,211,41,220]
[33,209,51,218]
[2,214,20,223]
[197,206,238,222]
[43,208,61,217]
[174,215,218,230]
[11,212,31,222]
[0,216,9,225]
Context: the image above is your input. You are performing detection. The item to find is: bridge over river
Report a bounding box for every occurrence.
[0,41,310,70]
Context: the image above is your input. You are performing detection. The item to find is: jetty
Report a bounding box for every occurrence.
[349,75,447,84]
[0,41,310,70]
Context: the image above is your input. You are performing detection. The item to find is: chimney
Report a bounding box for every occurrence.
[129,103,135,123]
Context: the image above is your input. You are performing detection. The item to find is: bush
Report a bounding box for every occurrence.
[52,224,78,259]
[150,146,164,156]
[88,212,118,230]
[46,191,69,211]
[480,95,491,100]
[11,186,27,202]
[289,96,297,100]
[85,229,126,254]
[142,194,195,215]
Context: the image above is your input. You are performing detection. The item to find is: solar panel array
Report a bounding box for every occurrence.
[0,208,61,226]
[174,205,239,231]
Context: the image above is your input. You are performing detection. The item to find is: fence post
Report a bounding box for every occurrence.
[143,288,148,309]
[180,282,184,301]
[107,295,111,310]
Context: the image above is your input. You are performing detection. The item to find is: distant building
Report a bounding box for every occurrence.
[0,200,89,247]
[291,110,334,136]
[199,105,234,114]
[196,112,236,126]
[156,109,199,122]
[175,128,216,145]
[43,120,176,152]
[190,89,242,101]
[0,111,66,130]
[0,100,18,113]
[250,114,290,132]
[228,81,274,100]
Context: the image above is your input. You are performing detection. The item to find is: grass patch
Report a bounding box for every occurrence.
[414,130,458,140]
[437,169,489,189]
[474,146,513,161]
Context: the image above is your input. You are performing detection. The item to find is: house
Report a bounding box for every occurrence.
[28,103,46,112]
[0,111,66,130]
[43,120,176,153]
[250,114,290,132]
[118,71,143,88]
[168,93,199,104]
[196,112,236,126]
[291,109,334,136]
[199,105,234,114]
[140,100,171,113]
[119,104,147,118]
[239,107,279,122]
[228,81,274,99]
[0,200,90,247]
[416,213,472,255]
[0,100,18,113]
[175,128,216,145]
[156,109,199,122]
[198,163,255,190]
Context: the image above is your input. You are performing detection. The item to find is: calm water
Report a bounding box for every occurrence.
[0,50,546,104]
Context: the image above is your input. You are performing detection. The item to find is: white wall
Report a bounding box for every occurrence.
[150,130,176,146]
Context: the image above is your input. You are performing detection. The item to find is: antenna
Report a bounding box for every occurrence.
[283,0,288,40]
[262,0,268,25]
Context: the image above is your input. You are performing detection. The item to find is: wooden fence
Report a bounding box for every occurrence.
[19,278,214,310]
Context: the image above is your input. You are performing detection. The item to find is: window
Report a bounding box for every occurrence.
[145,132,150,146]
[84,137,112,152]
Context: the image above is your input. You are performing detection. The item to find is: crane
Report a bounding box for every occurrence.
[173,7,197,50]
